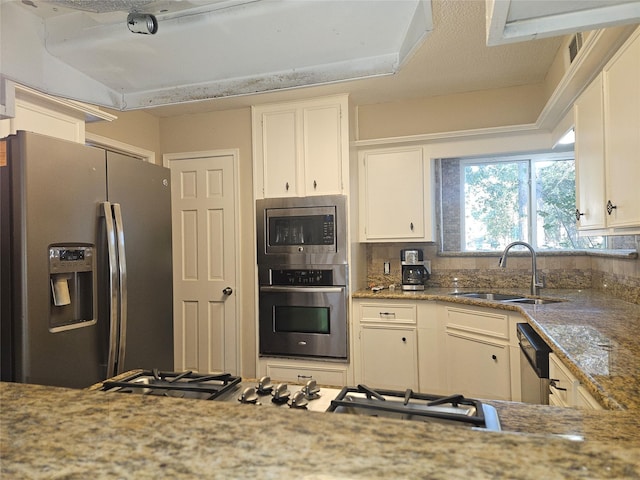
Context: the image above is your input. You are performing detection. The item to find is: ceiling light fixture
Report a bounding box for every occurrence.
[127,13,157,35]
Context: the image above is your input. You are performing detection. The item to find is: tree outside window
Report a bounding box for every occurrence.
[439,152,607,252]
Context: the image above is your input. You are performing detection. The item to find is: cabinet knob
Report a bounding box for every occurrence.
[313,180,317,189]
[401,337,407,343]
[606,200,617,215]
[575,208,585,221]
[491,354,497,361]
[410,222,414,231]
[285,182,290,191]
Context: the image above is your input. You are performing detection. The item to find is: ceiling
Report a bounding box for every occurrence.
[1,0,639,118]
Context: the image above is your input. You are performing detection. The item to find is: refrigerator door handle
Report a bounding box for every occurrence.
[101,202,119,378]
[112,203,128,375]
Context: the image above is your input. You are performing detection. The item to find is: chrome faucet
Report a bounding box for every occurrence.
[498,241,544,296]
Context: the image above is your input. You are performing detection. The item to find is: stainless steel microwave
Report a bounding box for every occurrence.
[256,195,347,266]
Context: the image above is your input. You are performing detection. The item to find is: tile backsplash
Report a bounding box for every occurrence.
[366,243,640,305]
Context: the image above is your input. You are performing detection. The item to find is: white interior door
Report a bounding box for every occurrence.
[166,150,239,375]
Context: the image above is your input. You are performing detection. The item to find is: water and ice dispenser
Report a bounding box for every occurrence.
[48,245,96,331]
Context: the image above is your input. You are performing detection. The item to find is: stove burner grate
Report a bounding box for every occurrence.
[101,370,241,400]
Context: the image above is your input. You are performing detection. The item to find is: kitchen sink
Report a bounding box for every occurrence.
[451,292,524,301]
[449,292,564,305]
[505,298,562,305]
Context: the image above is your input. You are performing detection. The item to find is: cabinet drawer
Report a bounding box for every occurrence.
[265,363,348,387]
[444,306,509,340]
[360,303,417,324]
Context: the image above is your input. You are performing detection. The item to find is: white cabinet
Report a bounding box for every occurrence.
[602,27,640,230]
[353,300,419,390]
[574,28,640,234]
[549,353,603,410]
[252,94,349,198]
[574,73,606,230]
[358,145,434,242]
[259,358,350,387]
[0,83,115,143]
[442,305,518,401]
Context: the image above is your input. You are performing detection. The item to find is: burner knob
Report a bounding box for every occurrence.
[271,383,291,404]
[301,379,320,399]
[238,387,260,405]
[256,376,273,394]
[289,390,309,409]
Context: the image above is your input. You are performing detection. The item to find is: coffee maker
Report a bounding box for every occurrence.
[401,249,430,291]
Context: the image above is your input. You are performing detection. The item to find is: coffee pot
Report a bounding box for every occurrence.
[400,249,430,291]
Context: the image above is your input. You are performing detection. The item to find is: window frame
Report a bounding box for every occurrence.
[458,151,577,252]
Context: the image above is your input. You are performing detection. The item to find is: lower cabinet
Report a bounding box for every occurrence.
[360,326,418,390]
[353,300,419,390]
[443,305,518,401]
[444,332,511,401]
[352,299,519,400]
[258,358,350,387]
[549,353,603,409]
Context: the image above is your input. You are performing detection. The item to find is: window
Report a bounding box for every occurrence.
[440,152,606,252]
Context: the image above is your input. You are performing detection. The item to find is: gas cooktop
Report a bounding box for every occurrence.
[101,372,501,431]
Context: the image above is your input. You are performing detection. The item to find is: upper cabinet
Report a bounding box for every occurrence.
[574,28,640,234]
[602,27,640,230]
[252,95,349,199]
[358,145,434,242]
[0,82,115,143]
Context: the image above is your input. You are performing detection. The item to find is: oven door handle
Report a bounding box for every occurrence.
[260,286,344,293]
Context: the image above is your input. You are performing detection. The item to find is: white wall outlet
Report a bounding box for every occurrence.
[384,262,391,275]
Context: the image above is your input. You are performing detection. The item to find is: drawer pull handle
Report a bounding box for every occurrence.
[379,312,396,318]
[550,379,567,391]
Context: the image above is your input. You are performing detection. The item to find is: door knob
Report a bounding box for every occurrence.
[222,287,233,296]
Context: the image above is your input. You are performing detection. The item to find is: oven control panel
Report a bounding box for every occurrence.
[270,269,334,286]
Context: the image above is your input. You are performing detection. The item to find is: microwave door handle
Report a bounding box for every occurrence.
[112,203,128,375]
[259,286,343,293]
[101,202,119,378]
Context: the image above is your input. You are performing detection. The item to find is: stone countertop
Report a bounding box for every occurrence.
[352,288,640,410]
[2,381,640,479]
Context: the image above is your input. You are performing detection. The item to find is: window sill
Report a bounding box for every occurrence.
[438,249,638,260]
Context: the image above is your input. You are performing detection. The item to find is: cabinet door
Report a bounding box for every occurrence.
[574,74,606,230]
[361,146,428,241]
[303,103,343,195]
[603,30,640,229]
[360,326,418,390]
[261,109,298,197]
[445,332,511,400]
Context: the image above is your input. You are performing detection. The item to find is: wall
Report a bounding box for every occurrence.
[86,108,162,163]
[356,84,546,140]
[158,108,256,378]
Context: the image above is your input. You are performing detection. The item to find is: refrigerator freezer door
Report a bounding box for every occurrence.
[106,152,174,373]
[2,131,108,388]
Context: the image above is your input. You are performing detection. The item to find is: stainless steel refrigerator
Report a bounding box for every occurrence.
[1,130,174,388]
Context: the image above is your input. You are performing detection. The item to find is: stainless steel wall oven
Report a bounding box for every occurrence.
[256,195,348,360]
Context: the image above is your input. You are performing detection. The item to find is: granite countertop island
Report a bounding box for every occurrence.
[353,287,640,411]
[3,288,640,478]
[2,381,640,479]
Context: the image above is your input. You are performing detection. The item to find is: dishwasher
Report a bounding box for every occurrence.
[517,323,552,404]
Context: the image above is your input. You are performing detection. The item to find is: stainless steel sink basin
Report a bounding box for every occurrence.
[451,293,524,301]
[504,298,562,305]
[449,292,564,305]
